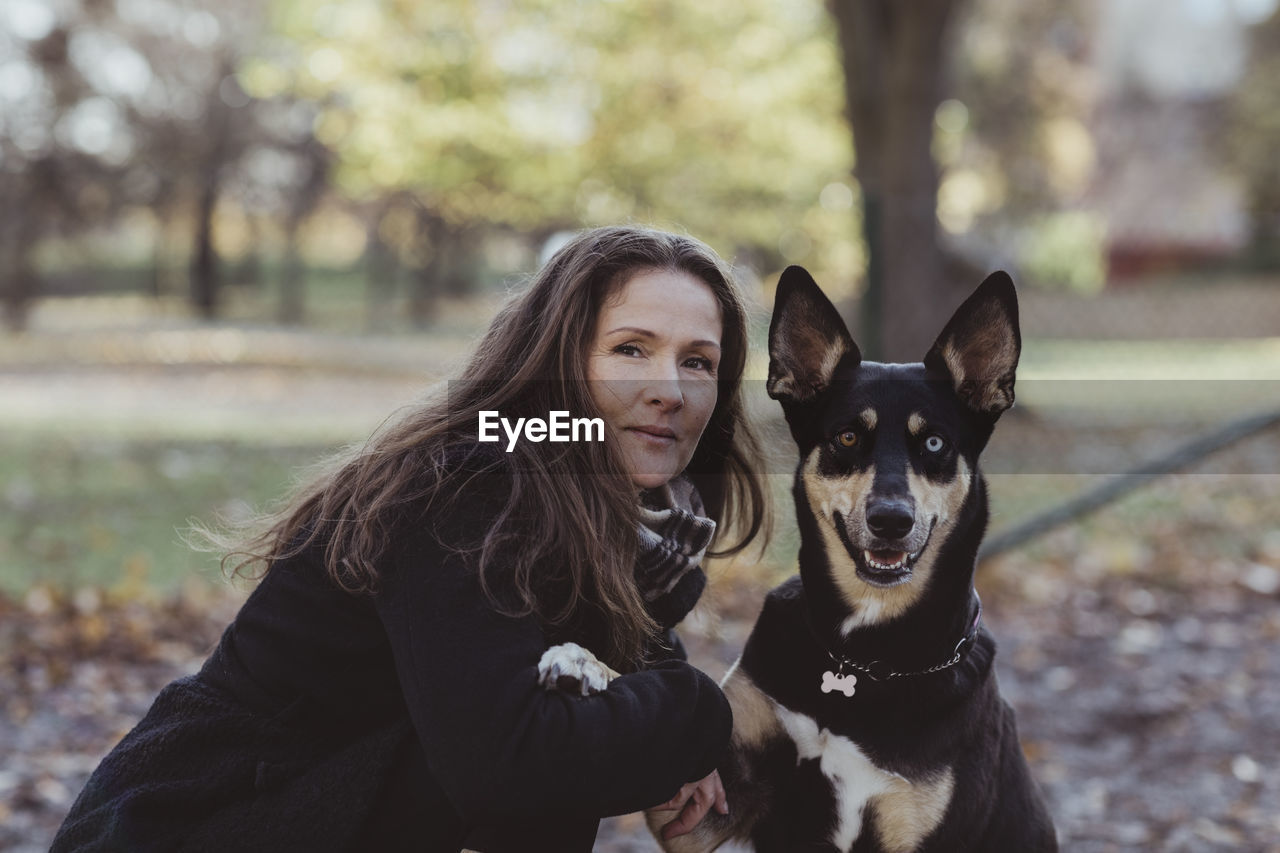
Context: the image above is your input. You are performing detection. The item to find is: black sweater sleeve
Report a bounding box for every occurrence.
[372,468,732,827]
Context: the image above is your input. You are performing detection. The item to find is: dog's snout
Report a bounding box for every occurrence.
[867,499,915,540]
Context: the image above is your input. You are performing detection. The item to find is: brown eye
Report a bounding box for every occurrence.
[837,431,858,447]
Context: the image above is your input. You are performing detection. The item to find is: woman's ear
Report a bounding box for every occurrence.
[767,266,860,404]
[923,271,1020,416]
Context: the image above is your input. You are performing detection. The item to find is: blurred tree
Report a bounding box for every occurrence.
[0,19,124,329]
[826,0,1100,355]
[277,133,331,324]
[565,0,852,268]
[361,194,408,331]
[134,8,321,320]
[1,0,1105,339]
[951,0,1095,224]
[829,0,962,361]
[190,64,237,320]
[0,0,333,325]
[254,0,858,318]
[947,0,1100,291]
[1230,6,1280,270]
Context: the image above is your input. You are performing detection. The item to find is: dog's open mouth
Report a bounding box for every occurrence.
[833,512,931,588]
[858,548,920,586]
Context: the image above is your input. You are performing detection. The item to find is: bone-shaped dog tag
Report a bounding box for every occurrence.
[821,669,857,698]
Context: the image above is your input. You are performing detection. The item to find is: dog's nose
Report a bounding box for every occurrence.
[867,500,915,540]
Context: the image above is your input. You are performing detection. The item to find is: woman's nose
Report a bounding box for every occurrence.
[643,360,684,410]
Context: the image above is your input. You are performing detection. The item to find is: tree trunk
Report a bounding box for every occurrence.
[190,176,219,320]
[277,221,305,325]
[237,214,265,292]
[409,212,466,329]
[189,65,234,320]
[149,236,165,300]
[830,0,962,362]
[276,139,329,325]
[1,257,37,332]
[2,168,51,331]
[365,203,398,332]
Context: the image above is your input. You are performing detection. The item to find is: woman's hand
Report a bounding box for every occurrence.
[654,769,729,840]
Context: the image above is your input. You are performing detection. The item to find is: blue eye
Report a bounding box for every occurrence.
[924,435,945,453]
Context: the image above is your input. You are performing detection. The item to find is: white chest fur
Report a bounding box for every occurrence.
[773,702,901,851]
[770,701,955,853]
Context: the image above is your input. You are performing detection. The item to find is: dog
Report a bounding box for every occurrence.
[542,266,1057,851]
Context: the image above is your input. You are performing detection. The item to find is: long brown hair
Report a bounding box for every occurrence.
[214,226,769,669]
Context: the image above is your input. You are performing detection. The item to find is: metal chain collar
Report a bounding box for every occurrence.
[823,591,983,684]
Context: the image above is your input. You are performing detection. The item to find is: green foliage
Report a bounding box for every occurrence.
[943,0,1099,281]
[247,0,857,274]
[1019,211,1106,293]
[951,0,1095,208]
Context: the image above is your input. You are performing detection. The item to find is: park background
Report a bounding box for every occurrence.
[2,0,1280,849]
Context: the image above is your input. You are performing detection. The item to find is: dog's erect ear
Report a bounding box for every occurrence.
[924,271,1020,415]
[767,265,860,403]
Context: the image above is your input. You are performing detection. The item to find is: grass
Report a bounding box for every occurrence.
[0,433,335,596]
[1016,338,1280,422]
[3,418,1274,599]
[1022,338,1280,381]
[0,436,1157,594]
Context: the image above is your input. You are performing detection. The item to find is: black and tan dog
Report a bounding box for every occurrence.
[541,266,1056,851]
[653,266,1055,852]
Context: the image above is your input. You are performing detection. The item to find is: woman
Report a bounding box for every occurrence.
[53,226,769,852]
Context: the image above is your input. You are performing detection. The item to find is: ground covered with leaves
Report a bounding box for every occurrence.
[0,586,238,851]
[5,461,1280,851]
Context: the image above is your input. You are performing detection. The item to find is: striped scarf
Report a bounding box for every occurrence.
[635,476,717,629]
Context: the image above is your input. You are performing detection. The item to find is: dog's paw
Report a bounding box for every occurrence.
[537,642,618,696]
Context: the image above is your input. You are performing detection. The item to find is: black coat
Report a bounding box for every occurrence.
[52,461,732,852]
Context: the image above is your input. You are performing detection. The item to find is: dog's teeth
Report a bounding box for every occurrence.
[864,549,917,571]
[864,550,910,570]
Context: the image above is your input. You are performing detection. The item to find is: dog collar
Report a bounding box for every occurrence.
[818,591,983,698]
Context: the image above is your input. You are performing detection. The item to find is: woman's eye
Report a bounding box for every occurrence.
[683,356,715,372]
[924,435,945,453]
[614,343,642,357]
[837,431,858,448]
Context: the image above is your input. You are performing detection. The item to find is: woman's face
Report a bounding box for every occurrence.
[587,269,724,489]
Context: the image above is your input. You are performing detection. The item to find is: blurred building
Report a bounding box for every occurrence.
[1087,0,1273,280]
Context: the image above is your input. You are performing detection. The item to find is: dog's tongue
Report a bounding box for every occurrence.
[871,550,907,566]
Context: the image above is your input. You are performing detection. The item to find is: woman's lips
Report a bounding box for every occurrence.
[627,425,677,444]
